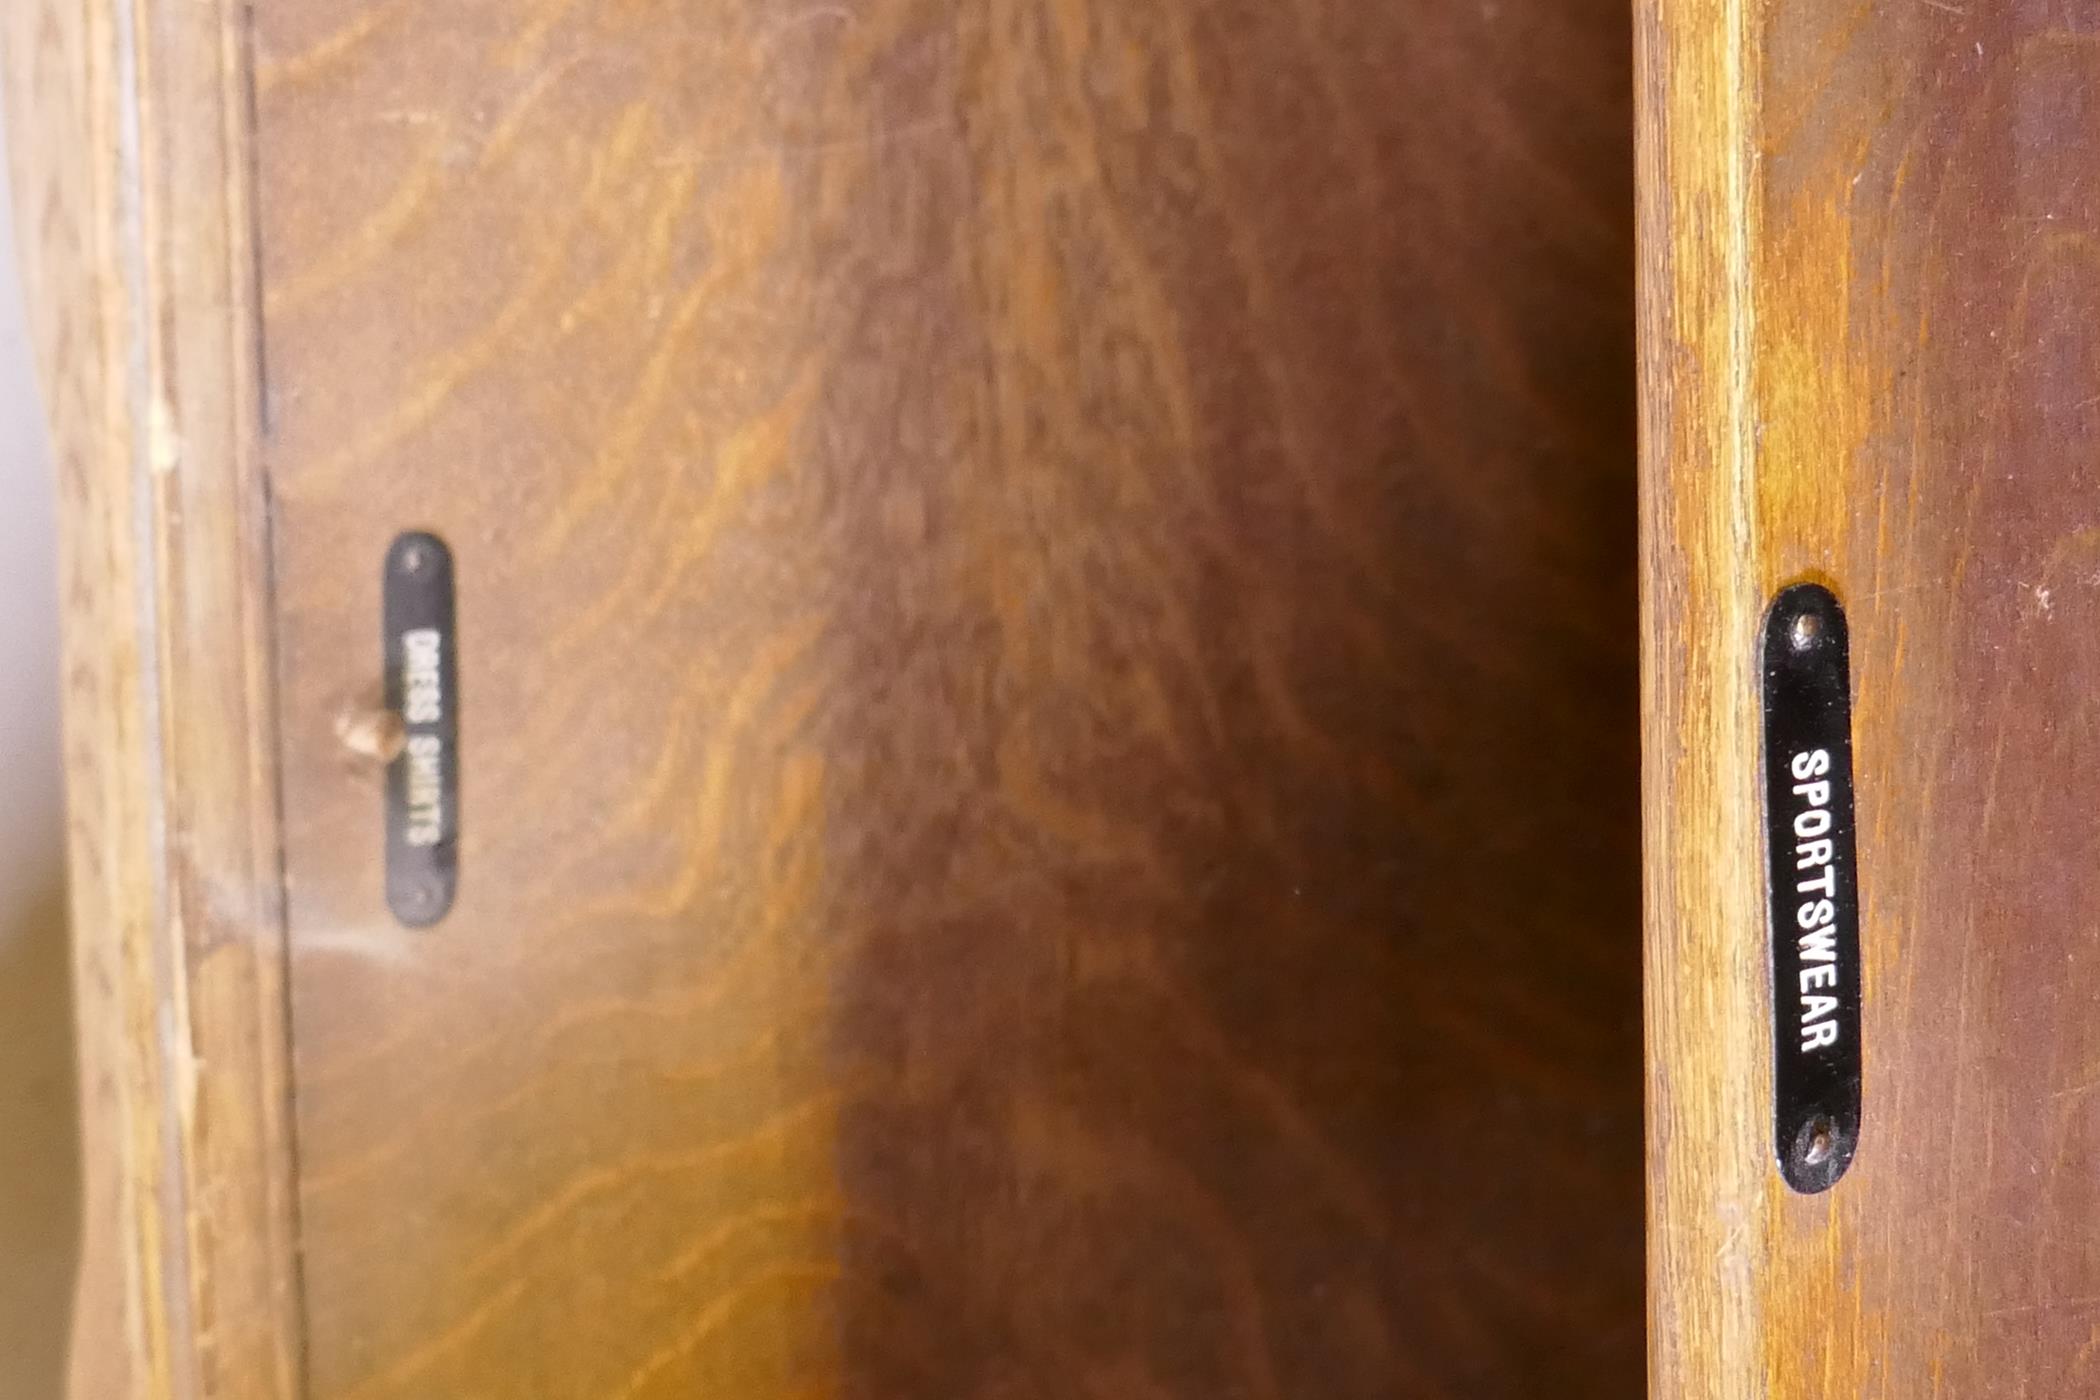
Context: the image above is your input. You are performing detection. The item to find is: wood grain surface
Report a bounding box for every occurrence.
[14,0,1641,1394]
[3,0,303,1393]
[260,0,1643,1394]
[1642,0,2100,1393]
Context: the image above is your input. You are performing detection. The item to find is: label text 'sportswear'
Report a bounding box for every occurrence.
[1760,583,1863,1193]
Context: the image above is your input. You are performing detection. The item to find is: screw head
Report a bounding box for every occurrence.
[1800,1114,1835,1167]
[1790,610,1823,651]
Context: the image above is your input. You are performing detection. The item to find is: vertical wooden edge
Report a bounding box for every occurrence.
[1637,0,1773,1394]
[4,0,304,1393]
[4,6,156,1394]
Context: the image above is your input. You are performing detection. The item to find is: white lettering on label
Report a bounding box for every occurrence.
[405,735,443,847]
[400,628,445,847]
[1787,747,1841,1053]
[403,628,443,724]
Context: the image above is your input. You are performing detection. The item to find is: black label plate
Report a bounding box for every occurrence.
[1761,582,1863,1192]
[384,532,459,927]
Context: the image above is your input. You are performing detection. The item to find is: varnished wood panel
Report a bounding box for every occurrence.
[258,1,1641,1395]
[1643,0,2100,1392]
[14,0,1640,1392]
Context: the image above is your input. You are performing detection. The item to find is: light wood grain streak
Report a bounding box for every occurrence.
[1637,0,1769,1390]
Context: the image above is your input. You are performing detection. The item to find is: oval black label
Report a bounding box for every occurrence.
[384,532,459,927]
[1761,583,1863,1192]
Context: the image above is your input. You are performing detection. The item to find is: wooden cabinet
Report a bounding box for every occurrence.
[1640,0,2100,1393]
[8,0,1646,1394]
